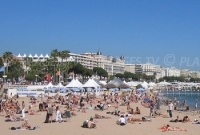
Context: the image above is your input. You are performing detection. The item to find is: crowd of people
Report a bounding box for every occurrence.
[0,89,193,132]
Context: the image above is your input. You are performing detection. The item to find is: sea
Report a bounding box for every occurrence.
[158,90,200,109]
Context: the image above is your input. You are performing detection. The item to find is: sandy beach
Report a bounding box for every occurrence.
[1,94,200,135]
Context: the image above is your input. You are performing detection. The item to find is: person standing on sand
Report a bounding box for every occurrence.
[22,101,25,119]
[47,105,54,123]
[195,99,198,109]
[149,101,154,117]
[168,101,174,118]
[114,102,119,115]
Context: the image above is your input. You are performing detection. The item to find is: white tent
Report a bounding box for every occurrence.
[123,80,128,84]
[99,81,107,85]
[157,82,171,85]
[75,79,83,87]
[148,82,156,87]
[44,54,50,58]
[22,54,26,58]
[39,54,44,58]
[83,79,100,88]
[142,81,148,89]
[127,81,139,87]
[16,54,22,58]
[66,79,83,87]
[33,54,38,58]
[46,82,53,88]
[56,83,64,88]
[28,54,33,58]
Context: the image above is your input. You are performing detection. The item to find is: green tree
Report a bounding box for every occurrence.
[3,51,13,74]
[93,67,108,79]
[50,49,59,61]
[115,73,124,79]
[59,50,70,62]
[23,57,32,74]
[7,59,24,81]
[25,73,35,81]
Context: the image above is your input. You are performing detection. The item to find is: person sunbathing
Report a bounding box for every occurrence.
[94,114,111,119]
[10,120,39,130]
[116,115,126,126]
[127,118,142,124]
[182,116,190,123]
[88,117,97,129]
[9,119,31,130]
[134,107,140,114]
[159,124,187,132]
[29,110,41,115]
[5,116,22,122]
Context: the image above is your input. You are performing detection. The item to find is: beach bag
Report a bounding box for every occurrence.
[10,127,16,130]
[82,121,88,128]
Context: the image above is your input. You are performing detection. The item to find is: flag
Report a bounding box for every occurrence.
[45,74,51,82]
[56,70,60,76]
[0,66,5,72]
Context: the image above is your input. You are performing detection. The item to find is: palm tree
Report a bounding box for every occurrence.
[8,59,24,82]
[3,51,13,74]
[50,49,59,61]
[59,50,70,62]
[23,57,32,74]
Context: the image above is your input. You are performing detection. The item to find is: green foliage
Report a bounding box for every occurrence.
[115,73,124,78]
[7,59,24,81]
[136,84,142,89]
[72,63,85,75]
[25,73,36,81]
[93,67,108,78]
[158,76,186,82]
[83,68,94,77]
[115,71,155,81]
[189,78,200,83]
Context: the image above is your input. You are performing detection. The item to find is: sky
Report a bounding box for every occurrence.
[0,0,200,71]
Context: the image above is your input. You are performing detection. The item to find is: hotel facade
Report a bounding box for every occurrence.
[15,50,125,75]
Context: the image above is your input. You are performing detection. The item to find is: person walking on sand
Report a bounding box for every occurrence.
[22,101,25,119]
[195,99,198,110]
[149,100,154,117]
[168,101,174,118]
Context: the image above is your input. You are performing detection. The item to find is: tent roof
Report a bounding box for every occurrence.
[33,54,38,58]
[75,79,83,87]
[46,82,53,87]
[127,81,139,87]
[22,54,26,57]
[66,79,83,87]
[39,54,44,58]
[44,54,50,58]
[17,54,22,57]
[157,82,172,85]
[106,83,117,88]
[118,83,130,89]
[28,54,33,58]
[83,79,100,88]
[107,78,124,87]
[57,82,64,87]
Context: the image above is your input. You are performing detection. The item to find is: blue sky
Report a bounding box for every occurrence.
[0,0,200,70]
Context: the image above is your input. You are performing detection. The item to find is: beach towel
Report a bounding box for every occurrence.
[5,119,21,122]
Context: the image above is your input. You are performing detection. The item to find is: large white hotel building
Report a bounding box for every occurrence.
[15,50,125,75]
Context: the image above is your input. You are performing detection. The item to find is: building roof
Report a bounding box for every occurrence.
[97,50,102,55]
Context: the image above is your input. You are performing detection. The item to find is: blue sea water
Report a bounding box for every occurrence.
[159,90,200,109]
